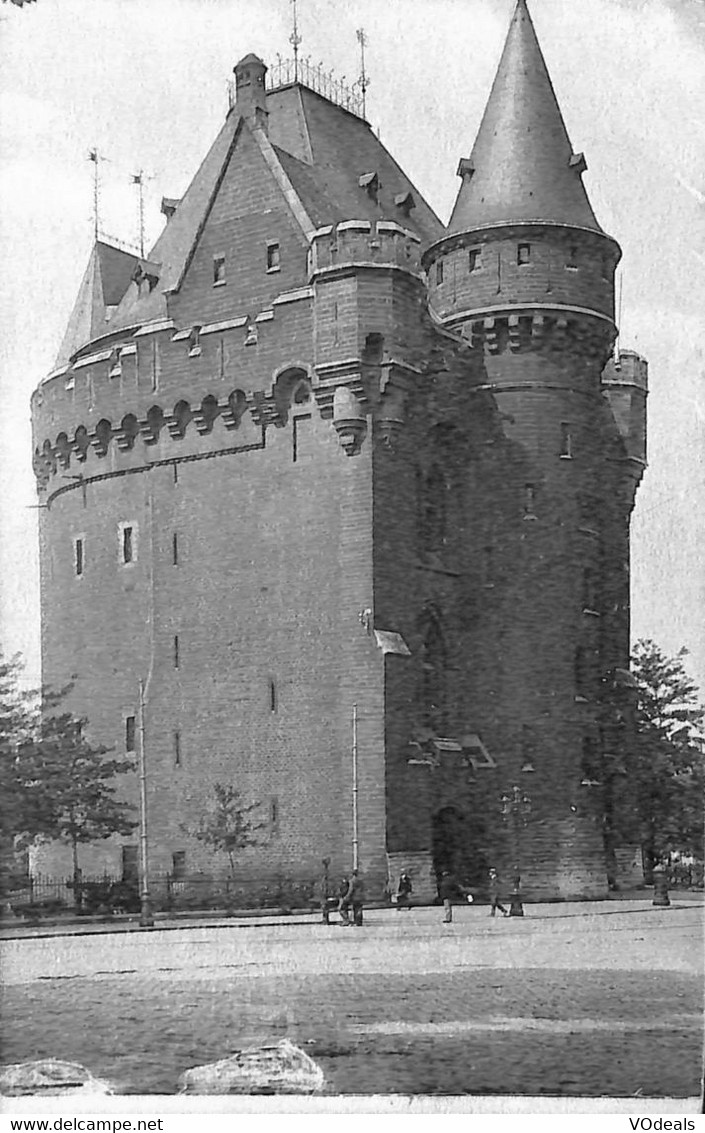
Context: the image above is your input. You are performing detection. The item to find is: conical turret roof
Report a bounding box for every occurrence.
[448,0,602,235]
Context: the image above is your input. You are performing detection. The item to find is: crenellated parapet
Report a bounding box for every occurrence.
[601,349,648,491]
[462,307,616,366]
[308,219,423,281]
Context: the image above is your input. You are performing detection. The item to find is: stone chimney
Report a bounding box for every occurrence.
[233,54,268,132]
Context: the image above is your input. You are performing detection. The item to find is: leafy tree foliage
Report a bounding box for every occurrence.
[188,784,265,879]
[631,639,705,874]
[0,649,137,900]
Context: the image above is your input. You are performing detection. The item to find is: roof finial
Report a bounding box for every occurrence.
[131,170,147,258]
[87,148,106,242]
[290,0,302,81]
[356,28,369,120]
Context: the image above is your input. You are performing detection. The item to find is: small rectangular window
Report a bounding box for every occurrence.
[269,678,277,713]
[188,326,201,357]
[517,243,531,265]
[524,484,536,517]
[174,635,180,669]
[269,796,279,833]
[292,414,313,463]
[213,255,226,285]
[468,248,481,272]
[172,532,179,566]
[560,423,573,459]
[172,851,186,880]
[125,715,136,753]
[119,523,137,565]
[566,246,578,270]
[74,536,84,577]
[174,730,181,767]
[266,242,281,272]
[436,260,444,284]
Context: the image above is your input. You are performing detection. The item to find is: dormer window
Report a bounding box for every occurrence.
[188,326,201,357]
[517,243,531,266]
[266,242,280,272]
[436,260,444,285]
[394,190,415,216]
[358,171,379,202]
[213,255,226,285]
[468,248,481,273]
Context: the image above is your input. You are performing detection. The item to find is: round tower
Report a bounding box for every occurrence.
[422,0,625,897]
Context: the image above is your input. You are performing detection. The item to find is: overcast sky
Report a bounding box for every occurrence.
[0,0,703,693]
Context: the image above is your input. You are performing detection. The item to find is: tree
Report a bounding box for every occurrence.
[0,648,137,904]
[19,713,137,903]
[188,784,265,881]
[630,640,705,876]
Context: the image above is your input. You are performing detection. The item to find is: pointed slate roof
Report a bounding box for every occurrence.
[448,0,602,235]
[53,241,139,369]
[63,80,444,354]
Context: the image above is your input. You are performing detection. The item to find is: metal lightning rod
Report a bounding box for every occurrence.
[356,27,369,119]
[290,0,302,81]
[131,170,146,258]
[87,148,102,241]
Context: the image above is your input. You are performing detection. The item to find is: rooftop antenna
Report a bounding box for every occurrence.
[615,269,624,363]
[356,27,369,119]
[87,148,105,241]
[290,0,302,81]
[131,170,147,258]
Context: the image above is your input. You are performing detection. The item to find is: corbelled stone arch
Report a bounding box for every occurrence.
[272,364,312,424]
[92,419,112,457]
[117,414,139,452]
[74,426,90,463]
[42,438,57,476]
[222,389,247,430]
[193,394,220,435]
[55,432,72,470]
[143,404,165,445]
[169,400,192,440]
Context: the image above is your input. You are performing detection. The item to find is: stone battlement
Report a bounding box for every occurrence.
[308,220,423,279]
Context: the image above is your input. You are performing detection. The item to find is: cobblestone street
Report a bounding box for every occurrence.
[2,899,702,1098]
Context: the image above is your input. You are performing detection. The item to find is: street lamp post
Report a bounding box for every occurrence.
[500,784,532,916]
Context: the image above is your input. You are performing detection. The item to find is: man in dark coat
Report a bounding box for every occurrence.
[347,869,365,926]
[488,868,509,917]
[396,869,413,911]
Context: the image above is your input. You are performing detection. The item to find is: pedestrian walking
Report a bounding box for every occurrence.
[438,870,457,923]
[348,869,365,926]
[488,867,509,917]
[338,874,351,925]
[319,857,332,925]
[396,869,413,911]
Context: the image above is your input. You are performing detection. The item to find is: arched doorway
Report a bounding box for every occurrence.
[432,806,489,888]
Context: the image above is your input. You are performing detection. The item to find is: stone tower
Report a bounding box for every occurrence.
[421,0,647,895]
[30,9,646,902]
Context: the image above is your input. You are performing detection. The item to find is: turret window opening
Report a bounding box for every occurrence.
[172,532,179,566]
[468,248,482,273]
[269,677,277,713]
[560,423,573,459]
[172,851,186,880]
[266,242,281,272]
[213,255,226,286]
[119,522,137,565]
[566,246,578,270]
[125,715,136,754]
[436,260,444,285]
[188,327,201,357]
[74,536,84,577]
[174,635,180,669]
[517,243,531,266]
[174,730,181,767]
